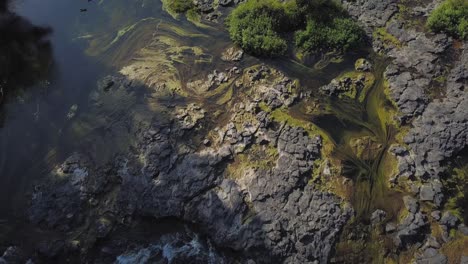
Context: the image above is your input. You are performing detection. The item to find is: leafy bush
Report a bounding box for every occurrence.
[427,0,468,39]
[295,19,326,51]
[295,18,364,52]
[227,0,289,56]
[227,0,364,57]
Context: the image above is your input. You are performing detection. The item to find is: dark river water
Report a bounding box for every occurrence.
[0,0,172,228]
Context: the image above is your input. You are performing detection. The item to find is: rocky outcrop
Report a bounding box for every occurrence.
[115,231,226,264]
[0,247,27,264]
[221,46,244,62]
[393,196,428,249]
[414,236,447,264]
[343,0,451,122]
[391,44,467,186]
[320,65,375,100]
[402,45,467,179]
[383,21,450,122]
[341,0,398,35]
[29,154,95,231]
[27,66,352,263]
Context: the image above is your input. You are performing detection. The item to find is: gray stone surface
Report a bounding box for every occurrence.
[401,46,468,179]
[461,256,468,264]
[341,0,398,35]
[344,0,451,123]
[415,247,447,264]
[371,209,387,225]
[395,196,428,249]
[27,66,352,263]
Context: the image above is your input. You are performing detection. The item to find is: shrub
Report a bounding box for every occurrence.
[427,0,468,39]
[295,18,364,52]
[227,0,364,57]
[327,18,364,51]
[227,0,289,56]
[295,19,327,51]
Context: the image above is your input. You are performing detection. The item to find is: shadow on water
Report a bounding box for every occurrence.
[0,4,53,111]
[0,0,56,210]
[0,0,252,260]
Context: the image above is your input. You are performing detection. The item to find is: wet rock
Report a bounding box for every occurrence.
[175,103,206,130]
[371,209,387,225]
[419,180,443,206]
[462,256,468,264]
[415,247,447,264]
[97,75,116,91]
[219,0,233,6]
[28,153,91,231]
[384,66,430,122]
[115,232,225,264]
[0,247,25,264]
[386,223,397,233]
[390,145,416,180]
[26,65,351,264]
[341,0,398,35]
[96,218,113,238]
[440,211,459,229]
[194,0,214,13]
[422,236,442,249]
[399,45,468,180]
[187,70,230,93]
[394,210,427,249]
[395,197,427,249]
[403,196,419,214]
[355,58,372,72]
[126,119,348,263]
[459,224,468,235]
[38,240,65,258]
[246,65,270,82]
[221,46,244,62]
[246,69,298,109]
[66,104,78,119]
[345,0,451,123]
[431,211,441,221]
[203,139,211,146]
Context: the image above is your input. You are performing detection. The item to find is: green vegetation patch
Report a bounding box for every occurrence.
[227,0,364,57]
[162,0,195,18]
[226,144,279,179]
[373,27,402,49]
[295,17,364,53]
[443,164,468,223]
[427,0,468,39]
[227,0,289,56]
[168,0,194,13]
